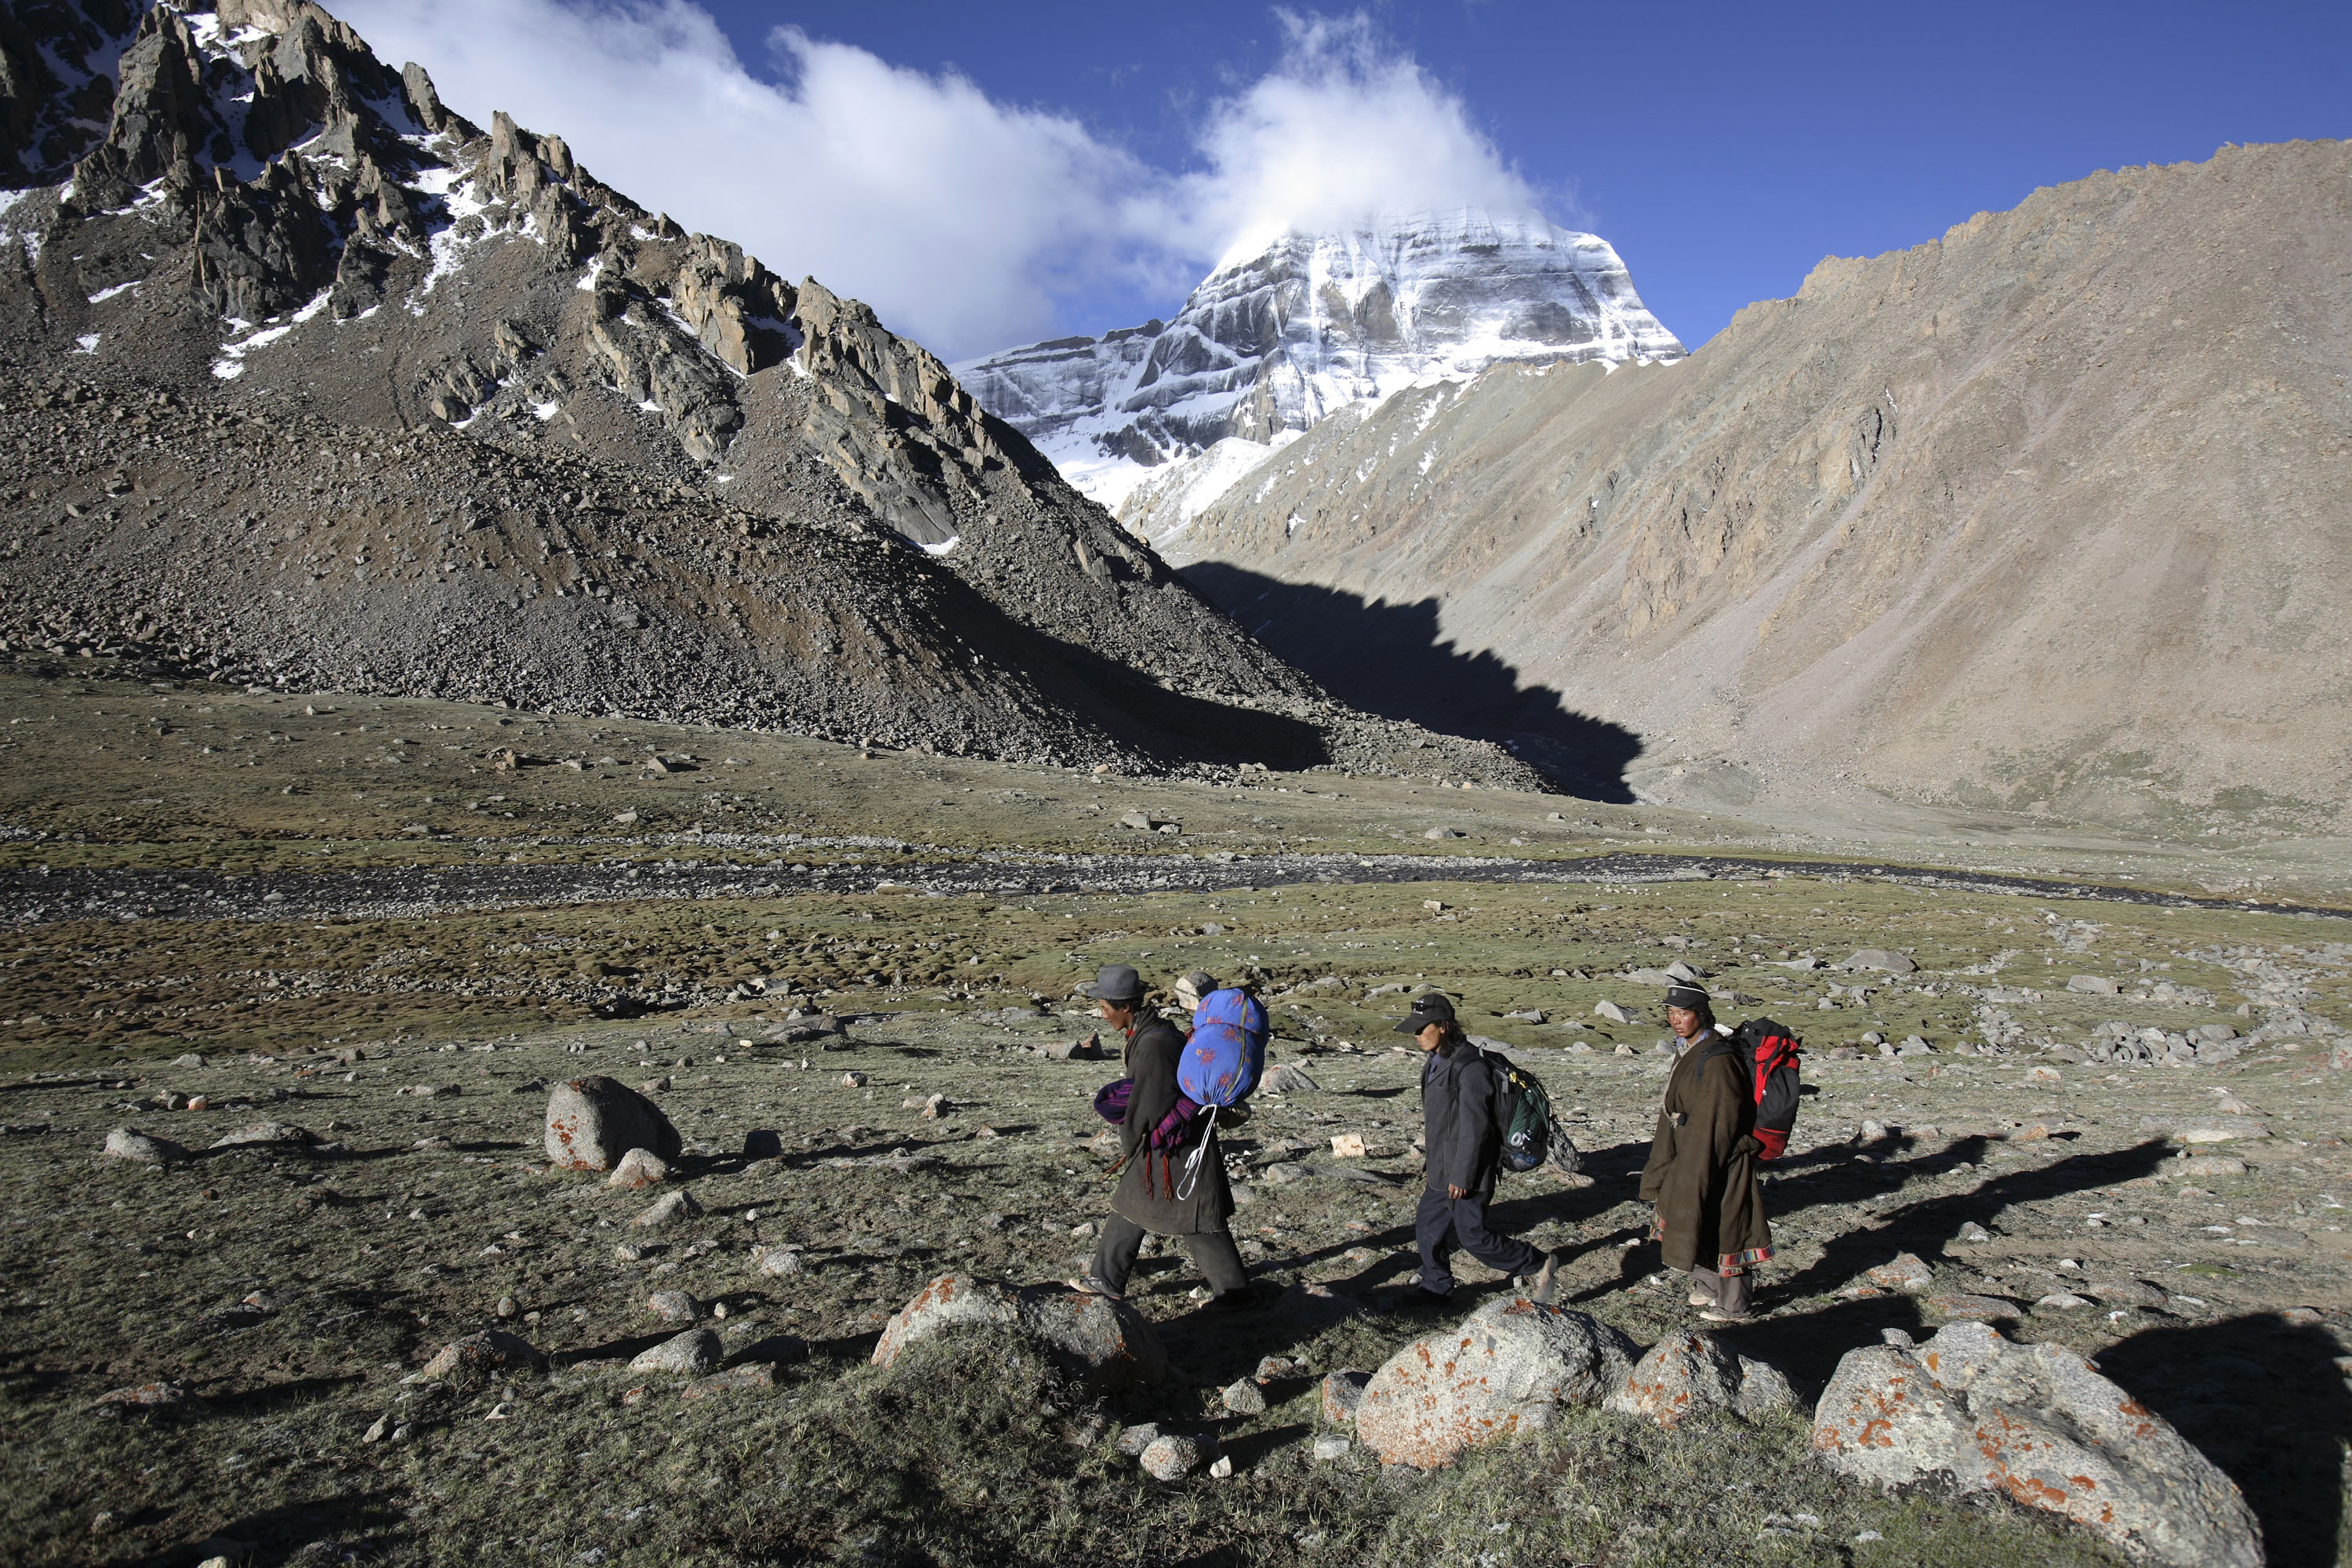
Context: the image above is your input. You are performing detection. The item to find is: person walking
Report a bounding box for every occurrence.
[1396,992,1559,1308]
[1069,964,1257,1309]
[1640,983,1773,1321]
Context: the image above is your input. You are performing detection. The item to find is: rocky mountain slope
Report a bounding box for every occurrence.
[955,211,1682,510]
[1160,142,2352,829]
[0,0,1544,782]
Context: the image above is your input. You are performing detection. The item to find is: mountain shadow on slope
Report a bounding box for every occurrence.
[1180,562,1639,800]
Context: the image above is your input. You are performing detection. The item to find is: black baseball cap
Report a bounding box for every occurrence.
[1392,992,1457,1033]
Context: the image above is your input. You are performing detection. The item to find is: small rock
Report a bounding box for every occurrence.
[210,1121,317,1149]
[96,1380,191,1407]
[1221,1378,1269,1415]
[1865,1253,1935,1294]
[1841,949,1917,973]
[742,1128,783,1159]
[755,1246,804,1279]
[607,1148,670,1189]
[1329,1133,1367,1159]
[1141,1433,1207,1480]
[1254,1356,1300,1381]
[1594,1000,1631,1023]
[634,1189,703,1228]
[102,1127,184,1163]
[630,1329,720,1375]
[647,1289,699,1323]
[2088,1279,2168,1309]
[681,1363,777,1400]
[1357,1298,1639,1468]
[1321,1370,1371,1424]
[2036,1292,2092,1312]
[419,1330,539,1380]
[1312,1435,1352,1462]
[841,1072,869,1088]
[1263,1065,1320,1094]
[172,1053,207,1069]
[2176,1155,2247,1177]
[1207,1454,1234,1479]
[495,1295,519,1319]
[2067,975,2121,994]
[1116,1422,1160,1456]
[1956,1221,1993,1243]
[920,1094,949,1120]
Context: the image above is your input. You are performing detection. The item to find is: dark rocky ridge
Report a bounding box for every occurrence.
[0,0,1548,786]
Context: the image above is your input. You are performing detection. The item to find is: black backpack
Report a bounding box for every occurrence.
[1477,1047,1583,1175]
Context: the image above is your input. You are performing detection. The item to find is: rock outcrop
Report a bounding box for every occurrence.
[543,1077,680,1172]
[1355,1296,1639,1468]
[1813,1321,2262,1568]
[1603,1331,1795,1428]
[873,1273,1169,1391]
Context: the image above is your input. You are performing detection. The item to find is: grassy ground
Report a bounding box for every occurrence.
[3,665,2350,1566]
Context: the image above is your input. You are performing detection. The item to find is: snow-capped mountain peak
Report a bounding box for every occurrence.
[955,208,1683,509]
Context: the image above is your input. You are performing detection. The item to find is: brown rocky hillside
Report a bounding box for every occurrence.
[1151,141,2352,829]
[0,0,1541,783]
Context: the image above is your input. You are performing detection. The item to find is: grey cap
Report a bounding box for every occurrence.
[1664,984,1711,1011]
[1082,964,1145,1003]
[1392,992,1457,1033]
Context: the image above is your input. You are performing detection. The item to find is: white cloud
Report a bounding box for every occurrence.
[333,1,1550,359]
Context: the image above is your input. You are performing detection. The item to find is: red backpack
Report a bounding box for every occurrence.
[1704,1018,1802,1160]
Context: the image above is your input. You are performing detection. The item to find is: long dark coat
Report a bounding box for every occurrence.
[1420,1041,1501,1196]
[1639,1036,1773,1274]
[1110,1017,1233,1236]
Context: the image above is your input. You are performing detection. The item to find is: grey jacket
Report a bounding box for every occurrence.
[1420,1042,1501,1196]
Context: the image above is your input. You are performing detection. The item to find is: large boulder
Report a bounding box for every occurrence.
[1812,1321,2260,1568]
[872,1273,1168,1391]
[1356,1297,1639,1468]
[1605,1331,1795,1428]
[543,1077,681,1171]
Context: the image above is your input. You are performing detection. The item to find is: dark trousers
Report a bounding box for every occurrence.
[1088,1213,1249,1299]
[1414,1185,1541,1295]
[1690,1265,1754,1315]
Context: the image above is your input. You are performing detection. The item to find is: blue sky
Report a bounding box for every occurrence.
[346,1,2350,360]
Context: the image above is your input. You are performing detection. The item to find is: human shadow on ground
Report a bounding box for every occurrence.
[1760,1137,2172,1306]
[2098,1314,2352,1568]
[194,1486,406,1568]
[1180,562,1642,800]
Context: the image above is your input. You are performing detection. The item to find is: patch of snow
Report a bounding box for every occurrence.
[577,255,604,292]
[1119,432,1298,546]
[209,288,332,377]
[713,474,736,485]
[534,401,562,422]
[72,333,100,354]
[635,399,662,415]
[920,535,961,557]
[0,190,33,217]
[86,280,142,304]
[961,209,1682,507]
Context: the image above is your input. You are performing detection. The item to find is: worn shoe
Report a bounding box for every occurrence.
[1209,1284,1270,1312]
[1687,1290,1715,1308]
[1526,1250,1563,1306]
[1699,1308,1753,1323]
[1065,1275,1123,1301]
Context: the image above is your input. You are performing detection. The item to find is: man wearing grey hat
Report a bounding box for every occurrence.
[1395,991,1558,1308]
[1069,964,1256,1309]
